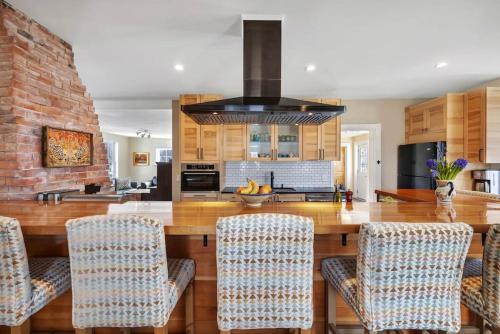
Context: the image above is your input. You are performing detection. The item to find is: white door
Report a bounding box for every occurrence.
[355,142,369,201]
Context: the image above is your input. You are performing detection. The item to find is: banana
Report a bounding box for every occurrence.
[250,180,260,194]
[240,182,253,194]
[239,179,260,195]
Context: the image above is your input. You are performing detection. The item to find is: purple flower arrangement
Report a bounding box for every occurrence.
[426,157,468,180]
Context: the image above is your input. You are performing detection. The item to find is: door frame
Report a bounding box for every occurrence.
[342,123,382,202]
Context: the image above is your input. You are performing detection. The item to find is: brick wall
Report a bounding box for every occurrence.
[0,1,110,200]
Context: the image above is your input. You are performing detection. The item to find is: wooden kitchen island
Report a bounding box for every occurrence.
[0,197,493,334]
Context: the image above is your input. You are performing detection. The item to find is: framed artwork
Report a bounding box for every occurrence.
[133,152,150,166]
[42,126,93,168]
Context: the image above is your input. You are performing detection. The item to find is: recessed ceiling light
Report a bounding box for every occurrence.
[305,64,316,72]
[174,64,184,72]
[435,62,448,69]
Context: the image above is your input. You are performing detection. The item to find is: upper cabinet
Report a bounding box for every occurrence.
[302,98,342,161]
[464,87,500,163]
[180,94,223,163]
[180,94,342,162]
[405,96,449,144]
[222,124,247,161]
[246,124,302,161]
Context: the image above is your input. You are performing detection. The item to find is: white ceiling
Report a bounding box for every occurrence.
[9,0,500,100]
[94,99,172,138]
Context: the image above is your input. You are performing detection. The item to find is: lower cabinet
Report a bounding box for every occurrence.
[220,193,241,202]
[181,192,220,202]
[275,194,306,202]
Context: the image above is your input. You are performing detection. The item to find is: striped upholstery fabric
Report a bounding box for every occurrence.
[66,214,195,328]
[0,216,71,326]
[461,224,500,328]
[322,222,473,332]
[216,214,314,331]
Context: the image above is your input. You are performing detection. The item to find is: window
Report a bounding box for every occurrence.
[155,148,172,163]
[104,141,118,179]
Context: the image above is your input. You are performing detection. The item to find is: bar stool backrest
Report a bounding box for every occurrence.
[483,224,500,328]
[66,214,169,328]
[0,217,31,326]
[216,213,314,331]
[356,222,473,332]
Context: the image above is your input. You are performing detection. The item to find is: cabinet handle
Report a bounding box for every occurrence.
[479,148,485,162]
[201,147,204,160]
[196,148,200,160]
[243,148,246,159]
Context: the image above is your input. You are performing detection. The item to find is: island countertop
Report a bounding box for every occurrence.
[1,198,497,236]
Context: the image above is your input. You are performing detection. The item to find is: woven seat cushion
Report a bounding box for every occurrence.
[27,257,71,317]
[166,258,195,315]
[321,257,361,318]
[461,258,484,320]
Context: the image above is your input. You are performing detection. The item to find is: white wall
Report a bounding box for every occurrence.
[128,137,172,181]
[102,132,130,178]
[342,99,421,189]
[102,132,172,181]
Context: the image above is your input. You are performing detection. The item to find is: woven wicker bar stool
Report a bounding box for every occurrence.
[322,222,473,334]
[461,224,500,334]
[66,214,195,334]
[0,216,71,334]
[216,213,314,334]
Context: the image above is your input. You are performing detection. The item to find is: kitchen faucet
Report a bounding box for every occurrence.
[270,171,275,189]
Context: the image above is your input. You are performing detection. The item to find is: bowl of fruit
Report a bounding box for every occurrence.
[236,179,273,208]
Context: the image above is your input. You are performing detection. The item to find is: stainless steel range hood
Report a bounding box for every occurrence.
[182,19,346,125]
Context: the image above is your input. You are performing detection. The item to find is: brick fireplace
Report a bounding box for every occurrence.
[0,1,110,200]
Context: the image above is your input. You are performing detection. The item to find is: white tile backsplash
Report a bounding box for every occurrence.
[224,161,333,187]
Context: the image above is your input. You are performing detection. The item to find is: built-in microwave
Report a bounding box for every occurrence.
[181,164,220,192]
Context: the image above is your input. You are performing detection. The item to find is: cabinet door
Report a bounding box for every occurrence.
[200,125,220,161]
[408,108,426,137]
[180,94,200,106]
[223,125,246,161]
[485,87,500,163]
[247,124,274,160]
[426,104,446,134]
[200,94,223,103]
[321,117,341,161]
[464,89,485,163]
[275,124,301,161]
[302,125,321,160]
[180,112,200,162]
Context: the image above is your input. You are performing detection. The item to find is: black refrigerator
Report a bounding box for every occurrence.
[397,141,446,189]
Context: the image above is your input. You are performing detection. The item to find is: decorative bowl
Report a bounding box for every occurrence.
[237,193,274,207]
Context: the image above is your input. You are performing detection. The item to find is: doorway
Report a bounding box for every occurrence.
[341,124,381,202]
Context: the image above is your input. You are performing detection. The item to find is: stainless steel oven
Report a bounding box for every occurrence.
[181,164,220,192]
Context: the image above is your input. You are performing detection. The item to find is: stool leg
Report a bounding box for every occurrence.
[10,318,30,334]
[154,325,168,334]
[475,316,485,334]
[325,281,337,334]
[185,281,195,334]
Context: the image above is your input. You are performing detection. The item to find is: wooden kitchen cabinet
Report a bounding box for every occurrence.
[222,124,247,161]
[180,94,223,162]
[302,98,342,161]
[464,87,500,163]
[405,95,452,144]
[246,124,302,161]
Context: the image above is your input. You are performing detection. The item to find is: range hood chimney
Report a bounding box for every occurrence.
[182,18,346,125]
